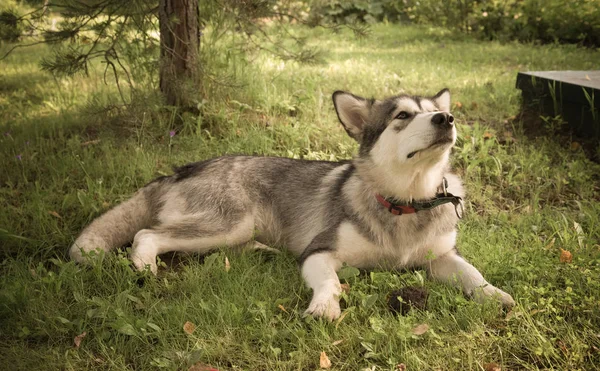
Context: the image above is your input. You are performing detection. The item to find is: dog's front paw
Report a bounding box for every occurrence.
[304,296,341,321]
[473,284,515,307]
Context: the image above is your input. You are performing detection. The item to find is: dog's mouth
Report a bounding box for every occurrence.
[407,137,454,159]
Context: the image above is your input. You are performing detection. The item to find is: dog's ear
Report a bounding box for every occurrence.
[432,88,451,112]
[332,91,371,140]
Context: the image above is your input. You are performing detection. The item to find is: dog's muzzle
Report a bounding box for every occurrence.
[431,112,454,128]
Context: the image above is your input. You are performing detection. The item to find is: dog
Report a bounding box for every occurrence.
[70,88,515,320]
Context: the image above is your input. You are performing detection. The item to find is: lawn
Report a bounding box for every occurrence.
[1,24,600,370]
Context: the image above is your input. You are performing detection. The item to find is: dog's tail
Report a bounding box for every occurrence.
[69,183,159,263]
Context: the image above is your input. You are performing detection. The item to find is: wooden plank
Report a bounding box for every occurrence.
[516,70,600,138]
[520,70,600,90]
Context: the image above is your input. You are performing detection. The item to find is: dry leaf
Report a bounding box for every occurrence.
[574,221,585,249]
[277,304,288,313]
[529,309,545,316]
[74,331,87,348]
[188,363,219,371]
[81,139,101,146]
[48,210,62,219]
[505,310,523,321]
[411,323,429,335]
[332,339,343,346]
[483,132,494,139]
[397,363,407,370]
[560,248,573,263]
[544,238,556,250]
[340,283,350,294]
[183,321,196,335]
[454,101,463,109]
[557,340,569,354]
[585,74,591,81]
[225,256,230,272]
[570,141,581,151]
[335,310,349,329]
[319,351,331,369]
[483,363,501,371]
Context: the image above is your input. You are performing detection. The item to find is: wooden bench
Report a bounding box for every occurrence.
[516,71,600,139]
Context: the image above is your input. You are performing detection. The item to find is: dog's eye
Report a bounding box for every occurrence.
[396,111,410,120]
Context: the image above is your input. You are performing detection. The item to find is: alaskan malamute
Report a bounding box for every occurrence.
[71,89,515,319]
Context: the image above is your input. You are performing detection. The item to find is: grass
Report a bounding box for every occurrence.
[1,23,600,370]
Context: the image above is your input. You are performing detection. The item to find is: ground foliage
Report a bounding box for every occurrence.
[312,0,600,46]
[1,24,600,370]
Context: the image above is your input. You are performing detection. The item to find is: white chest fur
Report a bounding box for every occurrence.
[334,221,457,270]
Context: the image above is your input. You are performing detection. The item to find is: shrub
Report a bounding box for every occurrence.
[311,0,600,46]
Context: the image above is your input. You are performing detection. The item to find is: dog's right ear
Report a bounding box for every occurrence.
[332,91,370,141]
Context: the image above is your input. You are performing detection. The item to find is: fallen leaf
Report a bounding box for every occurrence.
[81,139,101,146]
[397,363,407,370]
[335,310,349,329]
[225,256,230,272]
[188,363,219,371]
[332,339,343,346]
[277,304,288,313]
[560,248,573,263]
[411,323,429,335]
[483,363,501,371]
[483,132,494,139]
[570,141,581,151]
[48,210,62,219]
[544,238,556,250]
[573,221,585,249]
[74,331,87,348]
[454,101,463,109]
[557,340,569,354]
[319,351,331,369]
[340,283,350,294]
[586,74,591,81]
[505,310,523,321]
[529,309,545,316]
[183,321,196,335]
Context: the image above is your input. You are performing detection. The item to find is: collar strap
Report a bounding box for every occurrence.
[375,192,464,218]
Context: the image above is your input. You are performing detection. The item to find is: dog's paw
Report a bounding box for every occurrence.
[69,236,109,263]
[473,284,515,307]
[131,230,159,275]
[304,296,341,321]
[130,251,158,275]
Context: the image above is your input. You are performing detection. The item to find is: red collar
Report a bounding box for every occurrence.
[374,178,464,218]
[375,193,417,215]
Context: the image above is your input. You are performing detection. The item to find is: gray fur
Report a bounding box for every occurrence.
[70,88,515,318]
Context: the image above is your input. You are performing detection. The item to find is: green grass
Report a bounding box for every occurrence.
[1,24,600,370]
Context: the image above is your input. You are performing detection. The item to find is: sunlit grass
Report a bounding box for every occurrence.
[1,24,600,370]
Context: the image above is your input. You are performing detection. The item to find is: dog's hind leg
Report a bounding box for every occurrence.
[130,214,255,274]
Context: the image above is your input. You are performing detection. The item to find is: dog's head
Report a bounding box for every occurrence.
[332,89,455,169]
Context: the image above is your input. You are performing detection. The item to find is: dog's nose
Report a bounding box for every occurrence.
[431,113,454,127]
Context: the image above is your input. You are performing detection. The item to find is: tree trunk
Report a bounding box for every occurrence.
[158,0,200,109]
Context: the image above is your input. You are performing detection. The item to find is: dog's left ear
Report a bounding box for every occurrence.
[332,91,371,141]
[432,88,451,112]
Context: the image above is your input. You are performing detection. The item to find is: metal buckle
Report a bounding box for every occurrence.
[453,198,464,219]
[442,177,449,196]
